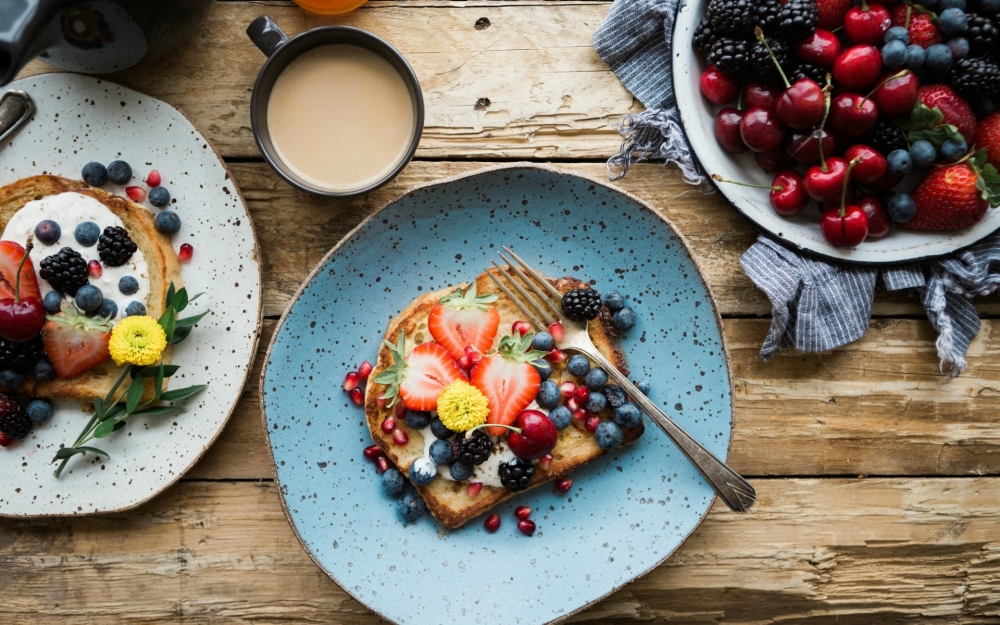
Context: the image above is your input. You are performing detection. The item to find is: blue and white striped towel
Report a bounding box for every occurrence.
[594,0,1000,374]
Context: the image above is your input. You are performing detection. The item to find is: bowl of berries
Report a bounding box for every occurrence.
[674,0,1000,264]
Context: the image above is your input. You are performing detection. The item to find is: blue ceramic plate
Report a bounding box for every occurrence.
[260,164,733,625]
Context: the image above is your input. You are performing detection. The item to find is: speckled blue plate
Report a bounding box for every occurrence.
[260,164,733,625]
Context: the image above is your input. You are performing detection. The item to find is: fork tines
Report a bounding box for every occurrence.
[486,247,562,332]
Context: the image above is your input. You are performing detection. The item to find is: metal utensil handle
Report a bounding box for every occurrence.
[0,90,34,145]
[585,349,756,512]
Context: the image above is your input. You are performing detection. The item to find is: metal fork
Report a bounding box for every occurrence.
[487,247,756,513]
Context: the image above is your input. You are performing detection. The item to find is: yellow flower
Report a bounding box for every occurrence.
[109,315,167,366]
[437,380,489,432]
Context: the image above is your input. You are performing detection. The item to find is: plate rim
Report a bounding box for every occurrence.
[0,73,265,518]
[259,161,735,625]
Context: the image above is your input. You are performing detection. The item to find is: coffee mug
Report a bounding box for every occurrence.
[246,15,424,198]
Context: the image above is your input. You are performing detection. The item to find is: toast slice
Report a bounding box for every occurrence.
[0,175,181,401]
[365,266,643,529]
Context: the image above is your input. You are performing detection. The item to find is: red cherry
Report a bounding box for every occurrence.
[739,105,785,152]
[804,157,850,203]
[515,506,532,520]
[843,145,887,185]
[857,195,891,238]
[507,410,558,460]
[794,29,842,67]
[775,79,825,130]
[742,81,782,109]
[770,171,810,216]
[821,204,870,247]
[832,45,883,90]
[786,129,836,164]
[700,65,739,105]
[517,519,536,536]
[0,242,45,342]
[844,4,891,45]
[714,107,748,154]
[828,93,879,137]
[756,147,797,173]
[484,513,501,533]
[872,70,919,117]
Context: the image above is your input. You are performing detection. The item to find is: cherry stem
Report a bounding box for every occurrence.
[840,157,863,218]
[467,423,522,437]
[755,27,790,89]
[712,174,781,192]
[860,0,869,11]
[861,70,909,105]
[13,237,32,304]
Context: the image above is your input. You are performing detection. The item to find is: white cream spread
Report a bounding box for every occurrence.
[2,192,150,320]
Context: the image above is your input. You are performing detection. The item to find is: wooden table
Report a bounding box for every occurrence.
[6,2,1000,622]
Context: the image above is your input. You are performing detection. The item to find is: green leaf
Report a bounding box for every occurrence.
[126,376,145,414]
[93,397,105,416]
[176,310,209,328]
[160,364,180,377]
[112,421,126,432]
[168,324,192,345]
[174,288,189,313]
[131,406,176,416]
[55,446,108,459]
[160,384,208,402]
[154,364,164,398]
[159,307,177,343]
[165,282,176,309]
[94,419,117,438]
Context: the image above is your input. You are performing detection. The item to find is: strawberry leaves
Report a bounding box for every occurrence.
[372,330,407,407]
[439,283,498,311]
[897,102,964,148]
[971,149,1000,208]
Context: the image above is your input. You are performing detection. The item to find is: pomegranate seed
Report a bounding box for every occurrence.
[484,513,501,532]
[375,455,390,473]
[146,170,162,187]
[517,519,536,536]
[572,408,588,422]
[125,185,146,202]
[357,361,373,381]
[349,388,364,406]
[547,348,567,363]
[395,402,408,420]
[0,432,10,447]
[343,371,360,391]
[555,477,573,493]
[363,444,382,460]
[178,243,193,262]
[574,386,590,403]
[539,454,553,471]
[585,416,601,433]
[457,354,472,370]
[512,320,531,336]
[376,397,387,408]
[464,345,483,363]
[548,322,565,342]
[515,506,532,520]
[566,397,580,412]
[559,381,577,397]
[393,428,409,446]
[381,416,396,434]
[87,259,102,278]
[467,482,483,498]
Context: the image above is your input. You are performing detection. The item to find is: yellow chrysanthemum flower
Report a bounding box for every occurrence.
[437,380,489,432]
[109,315,167,366]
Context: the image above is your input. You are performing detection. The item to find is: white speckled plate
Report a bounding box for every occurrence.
[0,73,262,516]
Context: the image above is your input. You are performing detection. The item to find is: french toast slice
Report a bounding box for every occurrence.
[365,266,643,529]
[0,175,181,401]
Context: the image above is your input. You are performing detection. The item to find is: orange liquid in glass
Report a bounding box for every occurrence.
[294,0,368,15]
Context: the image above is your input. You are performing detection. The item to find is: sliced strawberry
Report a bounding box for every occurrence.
[427,284,500,360]
[40,308,111,379]
[0,241,41,301]
[372,332,466,411]
[471,332,548,436]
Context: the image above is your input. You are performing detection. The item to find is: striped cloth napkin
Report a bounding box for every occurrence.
[594,0,1000,375]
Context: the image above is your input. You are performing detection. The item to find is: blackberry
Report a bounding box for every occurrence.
[707,0,755,37]
[39,247,88,296]
[754,0,783,35]
[708,37,751,75]
[452,429,492,466]
[966,14,999,58]
[750,38,790,82]
[862,119,908,156]
[950,56,1000,98]
[0,336,43,373]
[561,288,603,322]
[693,17,717,52]
[776,0,818,41]
[498,458,536,492]
[0,394,30,439]
[790,62,828,85]
[97,226,137,267]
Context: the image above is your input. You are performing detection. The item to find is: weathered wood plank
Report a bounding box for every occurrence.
[3,478,999,623]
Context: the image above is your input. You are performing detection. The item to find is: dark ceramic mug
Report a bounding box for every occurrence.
[246,15,424,198]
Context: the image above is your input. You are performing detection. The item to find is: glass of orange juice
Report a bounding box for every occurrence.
[294,0,368,15]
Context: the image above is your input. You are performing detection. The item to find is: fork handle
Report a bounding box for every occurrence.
[584,350,756,512]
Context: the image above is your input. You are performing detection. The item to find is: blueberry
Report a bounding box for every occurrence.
[536,380,560,409]
[604,384,627,408]
[586,392,607,413]
[404,410,432,430]
[26,399,53,423]
[529,331,554,352]
[548,405,572,430]
[408,457,437,486]
[594,421,624,450]
[612,402,643,428]
[34,220,61,245]
[148,186,170,208]
[910,140,937,168]
[566,354,590,377]
[119,275,140,295]
[886,149,913,176]
[938,8,968,36]
[81,162,108,187]
[884,26,910,44]
[33,358,55,382]
[449,462,473,481]
[947,37,970,59]
[125,301,146,316]
[881,39,907,70]
[74,284,103,312]
[612,307,636,331]
[971,96,996,117]
[74,221,100,246]
[924,43,953,73]
[429,439,453,465]
[381,468,405,497]
[155,210,181,235]
[584,367,609,390]
[904,45,926,70]
[938,0,965,8]
[603,290,625,311]
[43,290,63,314]
[396,489,426,522]
[0,369,23,389]
[531,358,552,381]
[888,194,917,223]
[106,160,132,185]
[940,138,967,162]
[633,379,651,395]
[97,298,118,319]
[430,416,455,440]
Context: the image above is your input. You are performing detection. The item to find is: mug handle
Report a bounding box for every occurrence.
[247,15,289,57]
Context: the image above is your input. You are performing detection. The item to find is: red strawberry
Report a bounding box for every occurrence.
[427,284,500,360]
[372,332,466,411]
[816,0,853,30]
[907,151,1000,231]
[471,332,547,437]
[0,241,41,301]
[918,85,977,146]
[979,111,1000,170]
[890,4,941,47]
[40,308,111,379]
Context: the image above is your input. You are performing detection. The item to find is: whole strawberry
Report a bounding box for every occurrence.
[816,0,852,30]
[907,151,1000,230]
[980,111,1000,169]
[890,4,942,47]
[918,85,978,146]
